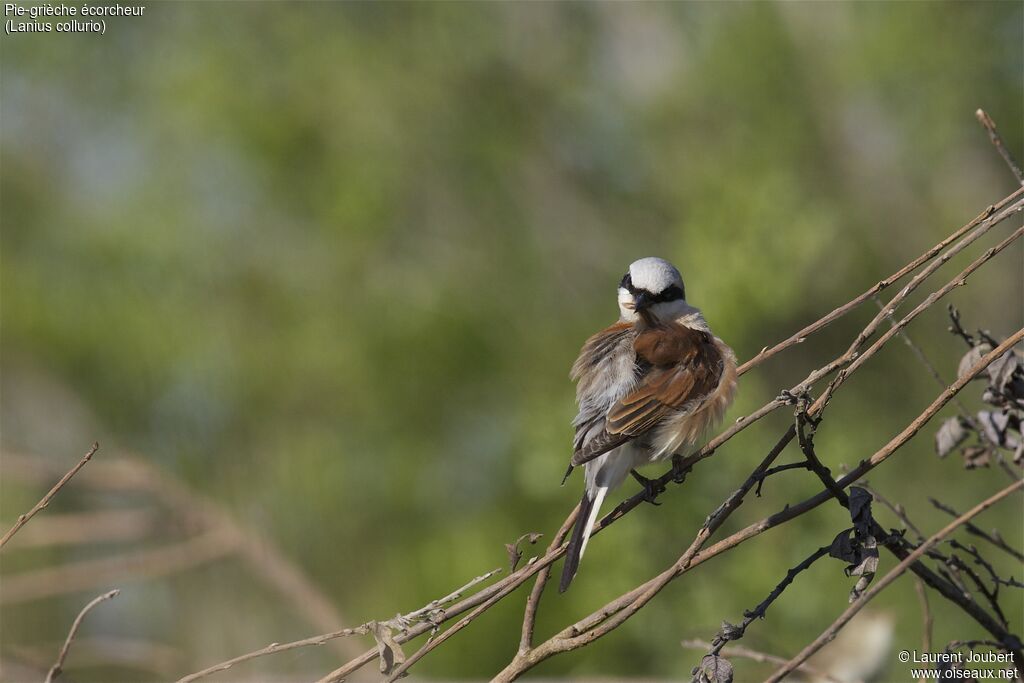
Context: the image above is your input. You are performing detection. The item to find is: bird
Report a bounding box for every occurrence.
[559,256,737,593]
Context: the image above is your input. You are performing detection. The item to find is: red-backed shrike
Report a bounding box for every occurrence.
[560,257,737,592]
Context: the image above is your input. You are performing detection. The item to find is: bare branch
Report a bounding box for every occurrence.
[1,443,98,549]
[753,460,812,497]
[692,544,831,671]
[874,295,976,426]
[765,479,1024,683]
[930,498,1024,562]
[976,109,1024,184]
[521,506,578,653]
[856,481,926,542]
[382,569,524,682]
[737,186,1024,375]
[178,628,364,683]
[948,305,977,348]
[914,578,933,655]
[44,589,120,683]
[179,567,501,683]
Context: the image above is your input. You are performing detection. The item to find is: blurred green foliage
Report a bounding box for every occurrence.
[2,2,1022,680]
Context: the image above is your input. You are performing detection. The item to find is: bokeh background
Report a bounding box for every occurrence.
[2,2,1022,681]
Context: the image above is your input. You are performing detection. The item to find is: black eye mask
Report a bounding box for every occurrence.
[619,274,685,303]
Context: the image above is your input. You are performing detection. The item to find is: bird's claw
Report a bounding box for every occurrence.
[671,454,691,484]
[630,470,664,505]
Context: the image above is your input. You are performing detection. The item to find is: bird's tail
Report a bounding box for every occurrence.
[559,485,608,592]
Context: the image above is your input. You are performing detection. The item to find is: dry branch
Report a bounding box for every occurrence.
[765,479,1024,683]
[44,589,120,683]
[976,109,1024,184]
[520,506,579,653]
[0,443,98,549]
[914,578,933,657]
[736,186,1023,375]
[179,567,501,683]
[930,498,1024,562]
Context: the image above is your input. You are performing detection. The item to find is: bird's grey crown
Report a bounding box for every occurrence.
[627,257,684,295]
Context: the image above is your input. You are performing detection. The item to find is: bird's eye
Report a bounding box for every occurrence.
[654,285,685,303]
[619,273,633,290]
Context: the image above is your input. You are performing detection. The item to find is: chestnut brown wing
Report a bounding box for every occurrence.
[571,323,723,466]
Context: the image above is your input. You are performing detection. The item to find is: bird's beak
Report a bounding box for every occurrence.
[633,291,652,312]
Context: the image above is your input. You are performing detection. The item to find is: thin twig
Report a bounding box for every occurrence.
[177,567,500,683]
[754,460,812,497]
[947,639,1007,652]
[873,295,974,421]
[382,570,526,682]
[178,628,367,683]
[44,589,120,683]
[737,187,1023,375]
[765,479,1024,683]
[520,506,578,653]
[914,578,933,653]
[945,541,1009,629]
[856,481,926,542]
[695,545,831,664]
[930,498,1024,562]
[976,109,1024,184]
[795,406,849,507]
[1,443,98,549]
[948,305,977,348]
[680,640,849,683]
[812,223,1024,419]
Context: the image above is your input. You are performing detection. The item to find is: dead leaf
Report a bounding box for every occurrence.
[506,532,543,572]
[848,487,872,527]
[697,654,734,683]
[505,543,522,573]
[830,490,878,601]
[958,344,992,381]
[987,350,1021,392]
[935,417,969,458]
[977,411,1007,446]
[829,529,857,564]
[847,535,878,602]
[370,621,406,674]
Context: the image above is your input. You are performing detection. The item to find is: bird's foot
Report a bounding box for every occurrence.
[671,454,691,484]
[630,470,664,505]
